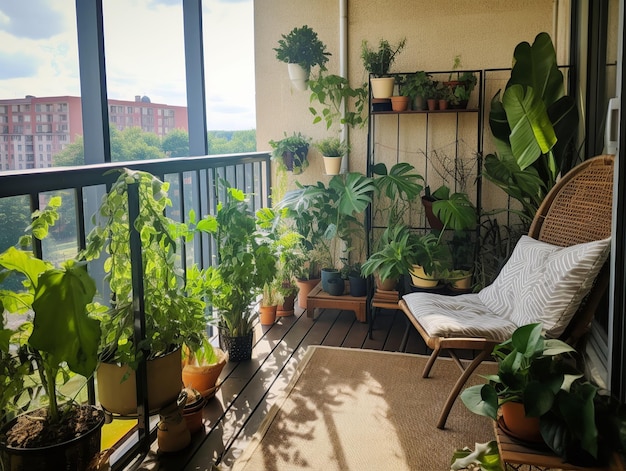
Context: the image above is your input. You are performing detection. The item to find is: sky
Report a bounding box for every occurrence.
[0,0,256,131]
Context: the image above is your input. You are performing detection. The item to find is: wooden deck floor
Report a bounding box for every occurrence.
[155,304,430,471]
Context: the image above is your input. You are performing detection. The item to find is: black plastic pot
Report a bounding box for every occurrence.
[0,406,105,471]
[321,268,341,292]
[219,329,253,362]
[326,277,345,296]
[348,274,367,297]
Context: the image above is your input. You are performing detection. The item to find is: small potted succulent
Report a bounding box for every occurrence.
[274,25,331,90]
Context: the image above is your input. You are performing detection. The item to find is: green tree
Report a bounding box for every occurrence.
[162,129,190,157]
[207,130,256,154]
[53,136,85,166]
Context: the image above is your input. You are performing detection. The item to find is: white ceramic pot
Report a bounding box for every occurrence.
[287,63,309,91]
[370,77,395,99]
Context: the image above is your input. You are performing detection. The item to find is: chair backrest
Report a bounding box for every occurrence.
[528,154,614,345]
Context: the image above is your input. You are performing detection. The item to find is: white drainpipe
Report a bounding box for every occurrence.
[340,0,349,173]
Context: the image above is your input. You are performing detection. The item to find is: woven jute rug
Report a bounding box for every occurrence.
[230,346,496,471]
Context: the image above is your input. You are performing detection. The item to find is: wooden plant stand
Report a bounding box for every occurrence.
[306,282,367,323]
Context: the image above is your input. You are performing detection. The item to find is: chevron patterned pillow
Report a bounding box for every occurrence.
[478,235,611,338]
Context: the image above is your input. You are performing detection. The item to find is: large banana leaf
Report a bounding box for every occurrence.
[503,84,557,170]
[508,32,564,107]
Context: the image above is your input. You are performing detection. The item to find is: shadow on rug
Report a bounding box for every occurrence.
[229,346,496,471]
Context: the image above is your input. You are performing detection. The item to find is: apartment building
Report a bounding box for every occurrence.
[0,95,187,171]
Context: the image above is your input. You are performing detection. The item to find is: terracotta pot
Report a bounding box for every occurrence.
[500,402,543,443]
[259,305,277,325]
[421,196,444,230]
[438,99,448,110]
[181,347,227,394]
[182,388,206,434]
[370,77,395,99]
[375,274,398,291]
[390,95,409,112]
[323,156,342,175]
[409,265,439,288]
[427,99,438,111]
[296,278,321,309]
[97,348,183,416]
[277,292,296,317]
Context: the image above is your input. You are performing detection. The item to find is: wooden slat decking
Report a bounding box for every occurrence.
[156,305,428,471]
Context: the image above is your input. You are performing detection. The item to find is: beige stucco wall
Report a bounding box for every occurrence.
[254,0,568,211]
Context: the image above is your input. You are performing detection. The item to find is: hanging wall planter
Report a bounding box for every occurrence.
[287,63,308,91]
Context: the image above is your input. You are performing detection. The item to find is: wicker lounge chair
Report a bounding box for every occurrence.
[399,154,615,429]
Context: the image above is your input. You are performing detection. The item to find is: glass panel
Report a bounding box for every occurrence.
[102,0,189,162]
[0,0,83,171]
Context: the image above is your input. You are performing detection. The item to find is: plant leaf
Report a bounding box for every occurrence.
[503,84,557,169]
[30,260,100,378]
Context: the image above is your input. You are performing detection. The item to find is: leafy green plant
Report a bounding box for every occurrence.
[198,182,276,336]
[261,280,284,307]
[483,32,579,223]
[314,136,350,157]
[361,224,414,283]
[276,173,374,271]
[360,38,406,76]
[81,169,207,367]
[308,73,368,129]
[269,132,311,174]
[427,185,477,232]
[274,25,331,74]
[0,197,100,427]
[402,71,434,100]
[461,323,626,466]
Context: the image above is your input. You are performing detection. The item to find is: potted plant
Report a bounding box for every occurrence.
[407,231,452,288]
[308,73,368,130]
[269,132,311,174]
[314,136,350,175]
[259,280,284,326]
[402,71,433,110]
[181,265,228,397]
[81,169,208,415]
[461,323,626,466]
[361,223,415,291]
[199,181,276,361]
[276,172,374,294]
[0,199,105,469]
[273,25,331,91]
[364,162,425,290]
[361,37,406,98]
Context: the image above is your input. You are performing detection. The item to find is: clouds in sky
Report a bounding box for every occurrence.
[0,0,255,131]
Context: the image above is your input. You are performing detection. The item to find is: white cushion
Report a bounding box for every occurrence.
[479,235,611,337]
[403,236,611,342]
[402,292,517,341]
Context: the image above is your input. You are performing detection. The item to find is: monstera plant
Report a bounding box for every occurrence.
[484,32,579,223]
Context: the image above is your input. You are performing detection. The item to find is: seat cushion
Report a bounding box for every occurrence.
[402,292,517,341]
[478,235,611,337]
